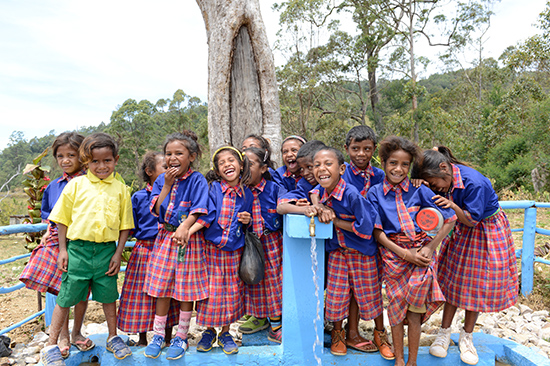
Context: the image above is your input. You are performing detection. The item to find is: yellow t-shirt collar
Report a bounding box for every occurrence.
[87,170,115,183]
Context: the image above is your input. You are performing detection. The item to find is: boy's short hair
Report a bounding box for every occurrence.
[296,140,326,160]
[314,146,345,166]
[345,125,377,146]
[79,132,118,165]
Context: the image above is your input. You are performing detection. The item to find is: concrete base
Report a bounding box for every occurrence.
[37,332,550,366]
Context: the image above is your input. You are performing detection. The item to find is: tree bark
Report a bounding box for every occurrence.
[196,0,282,163]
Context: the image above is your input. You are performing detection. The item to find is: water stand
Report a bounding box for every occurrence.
[38,214,550,366]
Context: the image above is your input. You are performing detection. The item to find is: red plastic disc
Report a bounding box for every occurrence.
[416,208,442,232]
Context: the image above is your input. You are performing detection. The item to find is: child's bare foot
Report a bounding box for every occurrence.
[394,358,406,366]
[346,332,377,353]
[71,334,95,352]
[406,362,417,366]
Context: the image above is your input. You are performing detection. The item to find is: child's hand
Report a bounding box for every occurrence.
[295,198,311,207]
[403,247,431,267]
[57,250,68,272]
[106,252,122,276]
[237,211,251,225]
[164,167,179,186]
[39,230,50,246]
[304,205,321,218]
[318,206,336,224]
[173,225,190,246]
[410,178,429,188]
[432,195,453,209]
[417,246,434,264]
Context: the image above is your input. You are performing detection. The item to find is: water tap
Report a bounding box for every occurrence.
[309,215,316,237]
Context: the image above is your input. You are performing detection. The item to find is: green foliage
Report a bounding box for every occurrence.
[21,148,50,251]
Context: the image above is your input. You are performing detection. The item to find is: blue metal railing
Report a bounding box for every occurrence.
[0,201,548,335]
[0,223,134,335]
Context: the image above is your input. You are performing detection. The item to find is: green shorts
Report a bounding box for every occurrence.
[56,239,119,308]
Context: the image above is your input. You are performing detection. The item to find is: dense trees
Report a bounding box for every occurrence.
[2,1,550,198]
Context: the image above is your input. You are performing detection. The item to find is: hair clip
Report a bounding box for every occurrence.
[283,135,307,145]
[212,146,244,164]
[263,150,268,163]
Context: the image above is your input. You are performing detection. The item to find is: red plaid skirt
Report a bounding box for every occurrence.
[19,225,61,295]
[244,231,283,318]
[196,243,244,327]
[382,233,445,327]
[325,248,383,322]
[117,239,179,333]
[437,209,518,312]
[144,228,208,302]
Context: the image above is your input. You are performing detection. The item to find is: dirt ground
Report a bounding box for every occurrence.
[1,209,550,347]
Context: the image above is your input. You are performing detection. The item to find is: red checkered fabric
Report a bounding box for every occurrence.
[250,179,266,237]
[117,239,179,333]
[144,228,208,302]
[196,243,245,327]
[244,230,283,318]
[19,225,62,295]
[162,168,193,222]
[436,209,518,312]
[325,248,383,322]
[387,179,416,241]
[282,167,301,184]
[218,181,244,247]
[349,161,374,197]
[381,233,445,326]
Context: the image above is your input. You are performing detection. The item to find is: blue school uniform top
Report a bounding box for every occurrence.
[342,161,385,198]
[272,166,300,192]
[446,164,501,226]
[367,178,456,235]
[316,178,377,256]
[278,177,314,204]
[131,184,158,240]
[42,170,86,221]
[150,169,208,226]
[250,179,284,235]
[197,180,254,251]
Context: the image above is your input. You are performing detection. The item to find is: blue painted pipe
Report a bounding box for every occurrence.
[0,253,30,265]
[0,282,24,294]
[521,207,537,295]
[0,223,47,235]
[0,309,45,335]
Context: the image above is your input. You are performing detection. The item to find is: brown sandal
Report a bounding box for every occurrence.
[346,339,378,353]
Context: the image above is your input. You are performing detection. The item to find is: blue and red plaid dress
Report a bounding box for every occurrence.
[20,170,86,295]
[144,170,209,302]
[382,233,445,326]
[245,179,283,318]
[436,164,518,312]
[117,239,179,333]
[195,180,253,327]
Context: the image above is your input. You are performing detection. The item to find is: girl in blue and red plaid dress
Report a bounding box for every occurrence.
[367,137,457,366]
[272,135,306,191]
[189,146,254,355]
[242,147,284,343]
[414,146,519,366]
[19,132,91,357]
[117,152,179,347]
[143,131,209,360]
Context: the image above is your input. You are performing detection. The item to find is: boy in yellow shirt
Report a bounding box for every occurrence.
[41,133,134,366]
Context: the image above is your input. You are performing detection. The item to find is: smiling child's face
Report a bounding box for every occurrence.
[345,138,375,170]
[297,156,317,186]
[381,149,412,186]
[88,147,118,180]
[313,150,345,193]
[281,139,302,174]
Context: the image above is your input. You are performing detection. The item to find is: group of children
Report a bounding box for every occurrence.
[19,125,518,366]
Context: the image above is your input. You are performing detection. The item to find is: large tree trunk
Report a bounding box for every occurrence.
[196,0,282,163]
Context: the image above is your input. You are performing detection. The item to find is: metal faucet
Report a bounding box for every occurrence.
[309,215,316,237]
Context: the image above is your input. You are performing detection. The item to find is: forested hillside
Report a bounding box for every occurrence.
[1,0,550,199]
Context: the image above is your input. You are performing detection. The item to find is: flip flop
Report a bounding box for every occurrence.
[71,338,95,352]
[346,340,378,353]
[59,345,70,359]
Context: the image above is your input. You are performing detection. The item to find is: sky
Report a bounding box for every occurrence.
[0,0,547,150]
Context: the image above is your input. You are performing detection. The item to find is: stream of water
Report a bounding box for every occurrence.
[310,237,322,366]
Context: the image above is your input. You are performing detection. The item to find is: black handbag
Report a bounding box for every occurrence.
[239,225,265,285]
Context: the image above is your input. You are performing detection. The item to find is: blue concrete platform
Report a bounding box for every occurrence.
[40,331,550,366]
